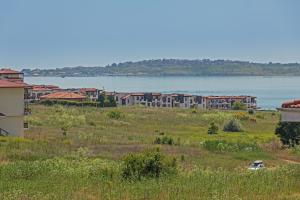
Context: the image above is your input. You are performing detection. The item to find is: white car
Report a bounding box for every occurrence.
[248,160,265,170]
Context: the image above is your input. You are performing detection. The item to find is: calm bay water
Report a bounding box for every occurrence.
[25,76,300,109]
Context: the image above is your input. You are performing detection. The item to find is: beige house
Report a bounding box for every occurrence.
[278,100,300,122]
[0,80,26,136]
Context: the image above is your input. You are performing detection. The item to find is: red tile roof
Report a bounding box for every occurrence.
[0,80,26,88]
[79,88,97,93]
[282,100,300,108]
[0,69,23,74]
[40,92,86,100]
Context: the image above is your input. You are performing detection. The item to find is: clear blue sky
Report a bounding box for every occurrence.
[0,0,299,69]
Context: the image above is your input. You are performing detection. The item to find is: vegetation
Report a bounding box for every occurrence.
[22,59,300,77]
[207,122,219,135]
[122,149,177,180]
[232,101,247,110]
[275,122,300,147]
[0,105,299,199]
[223,119,244,132]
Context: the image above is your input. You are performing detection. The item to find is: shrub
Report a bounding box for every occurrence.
[154,136,174,145]
[234,112,249,121]
[223,119,243,132]
[40,100,100,107]
[122,149,177,180]
[207,122,218,135]
[107,110,122,119]
[248,109,255,115]
[275,122,300,147]
[232,102,247,110]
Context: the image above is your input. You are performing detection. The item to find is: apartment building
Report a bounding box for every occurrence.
[64,88,101,102]
[0,68,24,82]
[204,96,257,110]
[0,80,26,136]
[29,85,61,101]
[278,99,300,122]
[111,92,256,110]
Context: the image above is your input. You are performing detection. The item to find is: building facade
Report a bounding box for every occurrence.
[0,80,26,136]
[278,100,300,122]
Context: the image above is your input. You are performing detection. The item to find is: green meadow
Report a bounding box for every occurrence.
[0,105,300,199]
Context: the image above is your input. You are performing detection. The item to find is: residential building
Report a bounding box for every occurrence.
[40,92,87,102]
[110,92,257,110]
[0,80,27,136]
[278,99,300,122]
[29,85,61,101]
[0,68,24,83]
[204,96,257,110]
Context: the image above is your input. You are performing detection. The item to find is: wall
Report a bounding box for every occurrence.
[0,88,24,116]
[281,109,300,122]
[0,116,24,136]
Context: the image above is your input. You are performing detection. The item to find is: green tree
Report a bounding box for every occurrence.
[275,122,300,147]
[207,122,219,135]
[232,102,247,110]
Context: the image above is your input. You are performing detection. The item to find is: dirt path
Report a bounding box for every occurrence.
[281,158,300,164]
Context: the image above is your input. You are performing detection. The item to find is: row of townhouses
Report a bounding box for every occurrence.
[109,92,257,110]
[26,84,257,110]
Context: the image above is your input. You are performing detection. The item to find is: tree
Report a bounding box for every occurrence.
[208,122,219,135]
[232,102,247,110]
[275,122,300,147]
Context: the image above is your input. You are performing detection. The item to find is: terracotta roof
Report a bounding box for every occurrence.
[282,100,300,108]
[79,88,97,93]
[0,80,26,88]
[32,87,52,91]
[40,92,86,100]
[0,69,23,74]
[205,96,253,99]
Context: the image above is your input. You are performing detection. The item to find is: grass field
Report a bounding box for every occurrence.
[0,105,300,199]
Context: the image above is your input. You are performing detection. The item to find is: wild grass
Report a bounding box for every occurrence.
[0,105,299,199]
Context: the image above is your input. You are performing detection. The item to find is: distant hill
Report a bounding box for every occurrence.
[21,59,300,77]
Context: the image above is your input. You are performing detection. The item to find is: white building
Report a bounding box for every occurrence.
[278,100,300,122]
[0,80,26,136]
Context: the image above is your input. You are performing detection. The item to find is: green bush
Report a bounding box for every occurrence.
[122,149,177,180]
[248,109,255,115]
[40,100,100,107]
[154,136,174,145]
[207,122,219,135]
[223,119,243,132]
[232,102,247,110]
[275,122,300,147]
[107,110,122,119]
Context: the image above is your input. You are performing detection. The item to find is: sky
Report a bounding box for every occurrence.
[0,0,299,69]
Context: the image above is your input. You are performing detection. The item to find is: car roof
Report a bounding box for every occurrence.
[254,160,263,163]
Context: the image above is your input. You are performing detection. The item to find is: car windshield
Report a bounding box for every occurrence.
[251,162,262,167]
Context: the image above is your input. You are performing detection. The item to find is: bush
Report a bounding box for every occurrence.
[154,136,174,145]
[207,122,218,135]
[223,119,243,132]
[122,149,177,180]
[232,102,247,110]
[107,110,122,119]
[248,109,255,115]
[275,122,300,147]
[40,100,100,107]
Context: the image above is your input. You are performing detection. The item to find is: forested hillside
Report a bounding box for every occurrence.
[22,59,300,76]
